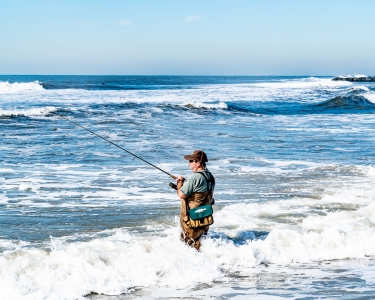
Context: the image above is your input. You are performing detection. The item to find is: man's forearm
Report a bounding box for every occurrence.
[176,178,186,199]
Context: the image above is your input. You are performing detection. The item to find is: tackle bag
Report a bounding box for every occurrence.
[185,204,214,228]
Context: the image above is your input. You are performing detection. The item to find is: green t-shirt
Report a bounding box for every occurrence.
[180,170,214,198]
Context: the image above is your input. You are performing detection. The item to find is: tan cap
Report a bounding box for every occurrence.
[183,150,208,163]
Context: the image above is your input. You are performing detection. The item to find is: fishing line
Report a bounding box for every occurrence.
[47,108,177,180]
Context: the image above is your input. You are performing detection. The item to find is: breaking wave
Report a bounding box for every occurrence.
[0,81,44,94]
[1,195,375,299]
[315,95,375,109]
[182,101,228,110]
[0,106,56,117]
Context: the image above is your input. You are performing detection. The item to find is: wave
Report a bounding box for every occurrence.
[182,101,228,110]
[1,196,375,299]
[0,106,56,117]
[0,81,44,93]
[314,95,375,109]
[251,77,352,89]
[226,93,375,116]
[313,85,375,111]
[364,91,375,103]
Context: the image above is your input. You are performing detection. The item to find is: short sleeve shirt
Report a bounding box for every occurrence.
[180,170,214,198]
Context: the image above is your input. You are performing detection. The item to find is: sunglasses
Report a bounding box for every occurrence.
[188,160,197,163]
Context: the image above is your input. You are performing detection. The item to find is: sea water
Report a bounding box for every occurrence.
[1,75,375,299]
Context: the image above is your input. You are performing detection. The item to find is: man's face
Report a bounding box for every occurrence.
[188,160,200,172]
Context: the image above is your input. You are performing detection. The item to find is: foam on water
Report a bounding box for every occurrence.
[2,76,375,299]
[182,101,228,109]
[0,106,56,117]
[364,91,375,103]
[0,77,352,108]
[0,227,223,299]
[0,81,44,94]
[252,77,352,89]
[1,186,375,299]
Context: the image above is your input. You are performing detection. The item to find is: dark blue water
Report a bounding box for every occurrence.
[0,75,312,89]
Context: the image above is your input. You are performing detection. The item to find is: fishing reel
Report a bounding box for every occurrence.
[169,182,177,190]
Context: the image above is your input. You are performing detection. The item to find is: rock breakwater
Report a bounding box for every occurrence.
[333,76,375,82]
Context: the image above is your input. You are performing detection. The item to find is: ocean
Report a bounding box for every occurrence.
[1,75,375,299]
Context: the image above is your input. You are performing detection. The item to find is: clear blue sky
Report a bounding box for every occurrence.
[1,0,374,75]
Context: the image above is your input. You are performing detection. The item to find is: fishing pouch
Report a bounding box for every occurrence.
[186,205,214,229]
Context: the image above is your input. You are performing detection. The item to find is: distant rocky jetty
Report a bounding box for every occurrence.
[333,76,375,82]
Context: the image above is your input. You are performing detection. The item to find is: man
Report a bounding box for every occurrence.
[176,150,215,251]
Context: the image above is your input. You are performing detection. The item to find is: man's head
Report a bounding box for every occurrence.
[183,150,208,171]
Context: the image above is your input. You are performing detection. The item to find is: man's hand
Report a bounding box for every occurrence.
[176,176,186,199]
[176,176,185,184]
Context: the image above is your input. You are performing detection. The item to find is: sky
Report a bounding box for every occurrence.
[0,0,374,75]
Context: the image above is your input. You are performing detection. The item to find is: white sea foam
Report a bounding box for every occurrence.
[214,202,375,264]
[0,106,56,117]
[0,239,30,253]
[1,194,375,299]
[92,152,122,158]
[348,85,370,92]
[0,168,14,172]
[339,74,369,79]
[1,161,375,298]
[251,77,351,89]
[0,77,349,107]
[363,91,375,104]
[366,165,375,177]
[0,227,222,299]
[2,76,375,298]
[0,81,44,94]
[182,101,228,109]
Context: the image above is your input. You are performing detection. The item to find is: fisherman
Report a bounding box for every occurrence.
[176,150,215,251]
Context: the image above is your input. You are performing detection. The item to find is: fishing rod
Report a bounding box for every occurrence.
[47,108,178,181]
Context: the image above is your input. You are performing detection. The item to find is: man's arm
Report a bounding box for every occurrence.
[176,177,186,199]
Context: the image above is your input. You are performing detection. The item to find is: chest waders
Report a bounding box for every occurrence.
[180,171,215,250]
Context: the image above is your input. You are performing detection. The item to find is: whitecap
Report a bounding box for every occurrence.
[0,106,56,117]
[0,80,44,94]
[182,101,228,109]
[363,91,375,104]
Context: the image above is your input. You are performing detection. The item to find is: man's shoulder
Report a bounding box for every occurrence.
[191,171,209,179]
[189,171,213,186]
[195,170,213,179]
[188,172,204,182]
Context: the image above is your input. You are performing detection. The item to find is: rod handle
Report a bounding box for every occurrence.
[169,182,177,190]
